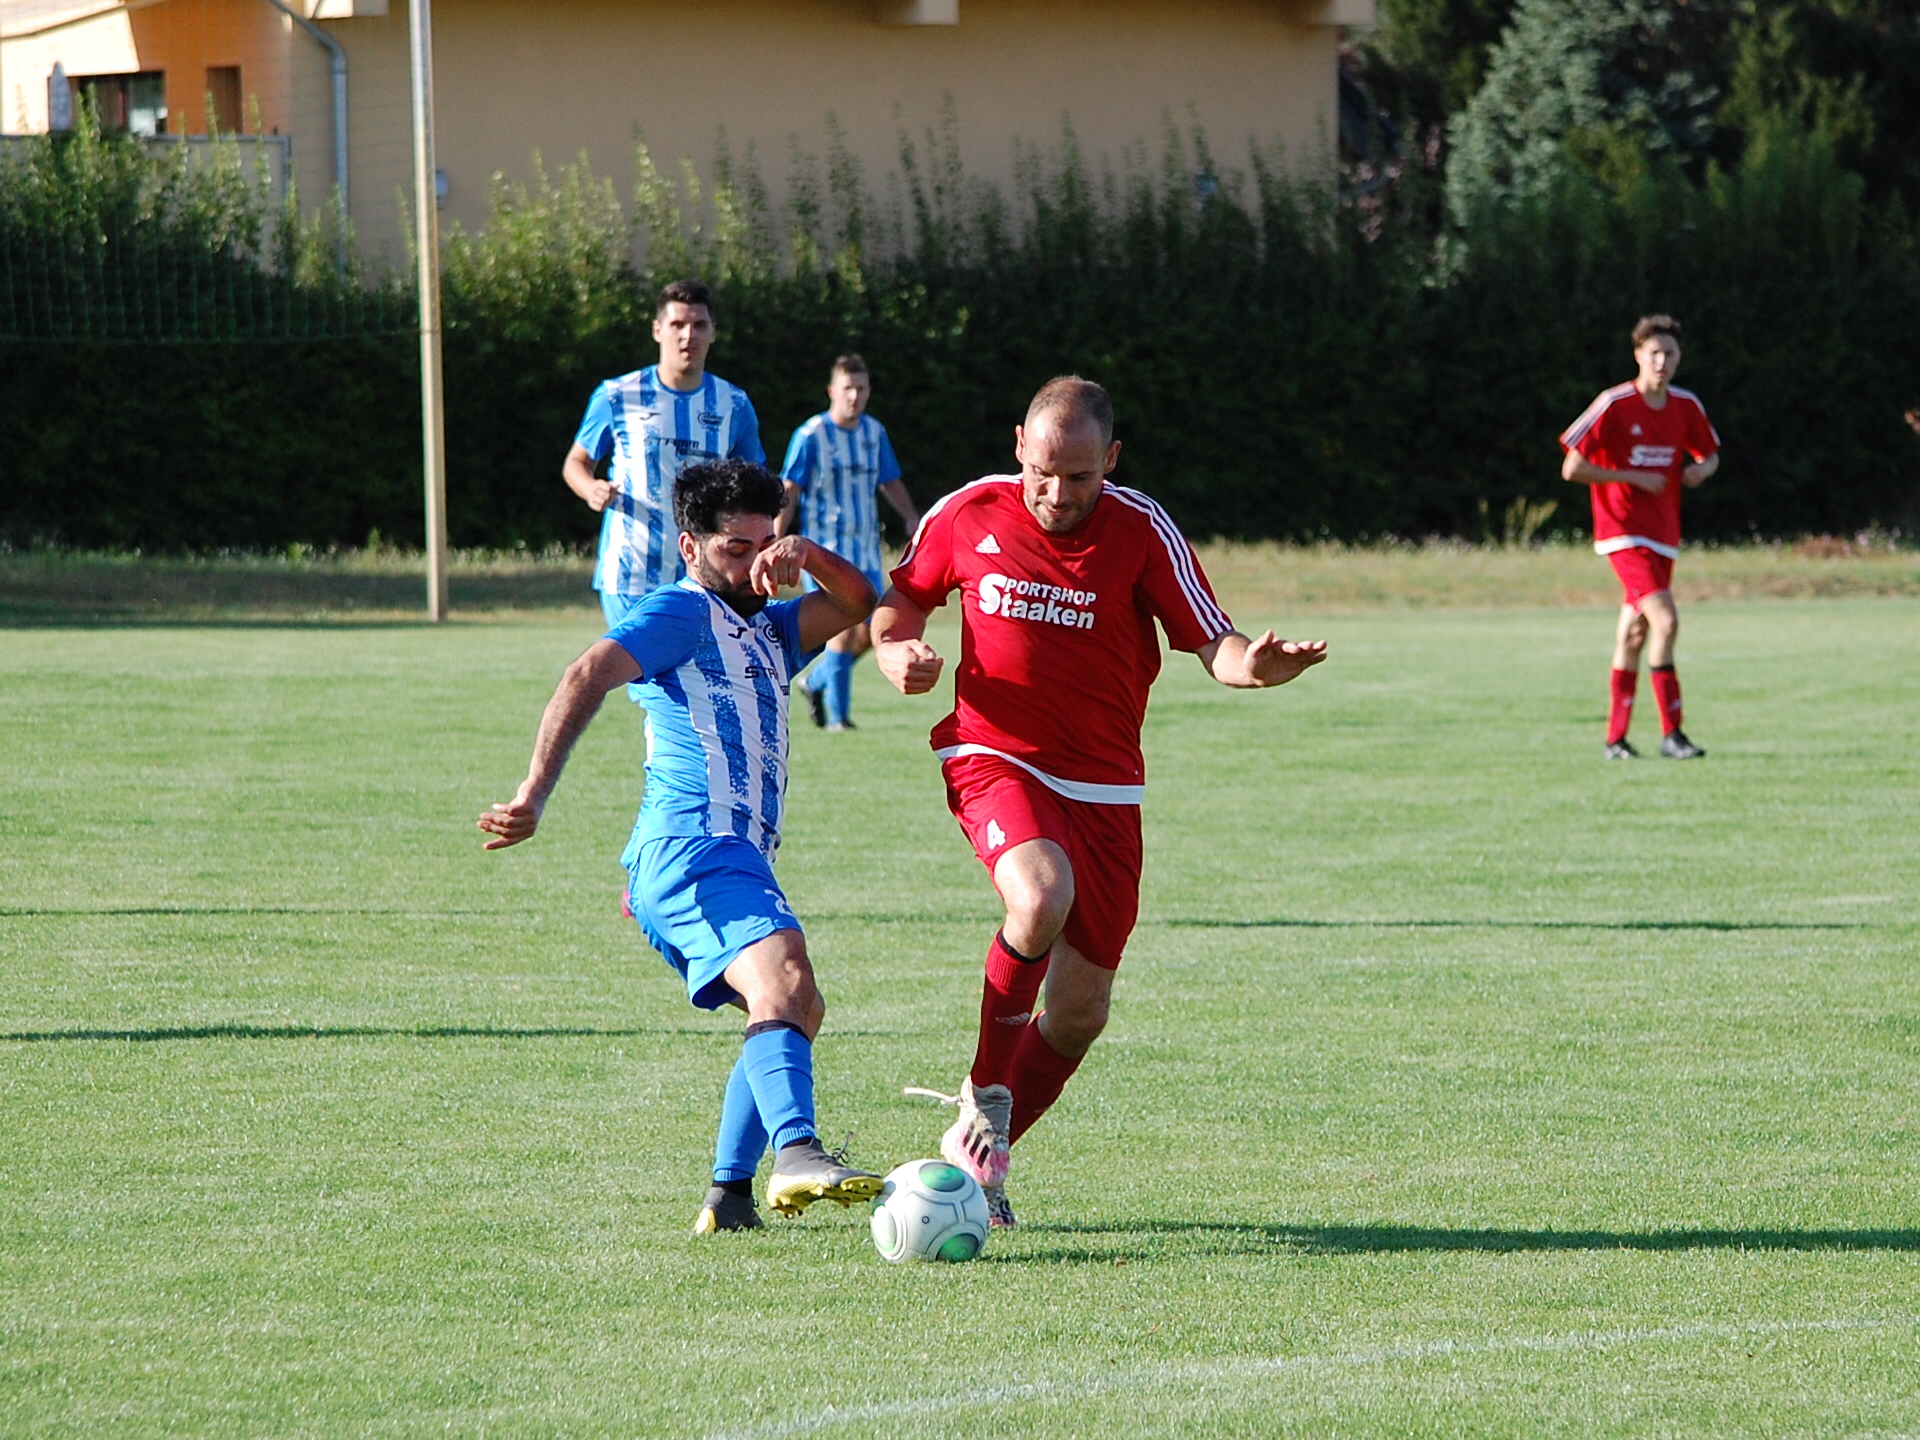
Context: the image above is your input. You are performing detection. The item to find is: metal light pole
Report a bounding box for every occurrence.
[409,0,449,621]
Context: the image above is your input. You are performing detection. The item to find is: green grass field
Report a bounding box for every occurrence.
[4,593,1917,1436]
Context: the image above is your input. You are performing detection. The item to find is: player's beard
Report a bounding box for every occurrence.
[689,556,767,617]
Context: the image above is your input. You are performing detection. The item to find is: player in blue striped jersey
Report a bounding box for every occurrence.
[480,460,882,1233]
[776,355,920,732]
[563,279,765,629]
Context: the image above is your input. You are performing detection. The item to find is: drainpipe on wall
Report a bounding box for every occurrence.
[259,0,348,264]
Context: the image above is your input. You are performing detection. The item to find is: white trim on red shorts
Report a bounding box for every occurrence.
[1594,535,1679,560]
[935,744,1145,806]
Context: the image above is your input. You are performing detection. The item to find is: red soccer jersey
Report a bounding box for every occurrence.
[888,476,1234,797]
[1559,384,1719,554]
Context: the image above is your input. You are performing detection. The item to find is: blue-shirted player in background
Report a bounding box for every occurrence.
[563,278,764,630]
[777,355,920,732]
[480,460,882,1234]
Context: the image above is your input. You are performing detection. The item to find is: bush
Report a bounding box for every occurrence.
[3,106,1916,552]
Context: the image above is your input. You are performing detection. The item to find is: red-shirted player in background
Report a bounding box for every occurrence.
[873,377,1326,1228]
[1560,314,1720,760]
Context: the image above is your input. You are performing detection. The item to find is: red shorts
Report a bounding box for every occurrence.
[942,753,1143,971]
[1607,547,1674,607]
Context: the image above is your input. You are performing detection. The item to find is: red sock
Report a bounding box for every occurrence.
[1007,1021,1083,1144]
[1608,668,1638,744]
[969,932,1048,1090]
[1650,666,1682,734]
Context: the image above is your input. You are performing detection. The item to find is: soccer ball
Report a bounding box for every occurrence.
[869,1159,990,1264]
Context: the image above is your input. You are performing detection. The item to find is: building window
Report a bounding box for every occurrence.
[73,71,168,136]
[205,66,242,133]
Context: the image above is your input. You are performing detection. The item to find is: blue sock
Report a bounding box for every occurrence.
[741,1024,816,1152]
[712,1053,769,1184]
[817,652,856,725]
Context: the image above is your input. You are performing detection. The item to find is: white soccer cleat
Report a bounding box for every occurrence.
[906,1079,1012,1190]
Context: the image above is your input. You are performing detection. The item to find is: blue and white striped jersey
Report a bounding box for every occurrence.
[575,368,765,596]
[607,578,817,860]
[780,413,902,577]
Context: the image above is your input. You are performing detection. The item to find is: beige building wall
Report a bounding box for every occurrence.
[2,0,293,135]
[333,0,1365,261]
[5,0,1371,261]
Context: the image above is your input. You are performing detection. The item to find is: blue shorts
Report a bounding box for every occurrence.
[625,835,801,1010]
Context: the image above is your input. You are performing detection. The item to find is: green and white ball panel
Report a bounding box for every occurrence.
[869,1159,991,1264]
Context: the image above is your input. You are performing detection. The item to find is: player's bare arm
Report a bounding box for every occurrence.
[872,588,945,694]
[878,479,921,540]
[775,481,803,538]
[1198,630,1328,688]
[562,442,615,512]
[478,639,641,849]
[1681,452,1719,488]
[752,537,878,651]
[1562,450,1667,492]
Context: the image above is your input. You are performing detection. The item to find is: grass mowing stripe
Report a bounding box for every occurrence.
[4,599,1915,1436]
[705,1313,1920,1440]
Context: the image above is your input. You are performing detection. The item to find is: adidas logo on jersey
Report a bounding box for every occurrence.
[977,572,1097,631]
[974,533,1001,554]
[1630,424,1643,435]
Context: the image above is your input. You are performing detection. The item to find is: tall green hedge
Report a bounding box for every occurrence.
[3,112,1916,552]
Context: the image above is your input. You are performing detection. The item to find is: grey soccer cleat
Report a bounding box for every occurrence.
[766,1140,883,1216]
[1660,730,1705,759]
[694,1186,765,1234]
[1605,738,1639,760]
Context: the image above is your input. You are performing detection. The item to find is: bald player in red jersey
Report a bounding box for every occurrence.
[1560,314,1720,760]
[873,376,1327,1227]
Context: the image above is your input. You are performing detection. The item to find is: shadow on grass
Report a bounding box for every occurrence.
[1,1021,912,1043]
[1001,1220,1920,1263]
[1161,919,1865,932]
[0,1023,685,1043]
[0,906,516,918]
[0,566,598,627]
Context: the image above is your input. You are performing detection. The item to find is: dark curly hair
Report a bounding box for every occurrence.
[672,459,785,539]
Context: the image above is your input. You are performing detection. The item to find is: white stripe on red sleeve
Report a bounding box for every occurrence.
[1107,485,1234,638]
[1559,382,1637,449]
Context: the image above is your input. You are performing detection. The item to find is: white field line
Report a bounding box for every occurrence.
[701,1312,1919,1440]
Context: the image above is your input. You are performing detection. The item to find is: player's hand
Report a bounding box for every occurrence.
[1242,632,1327,687]
[878,637,944,695]
[582,478,615,512]
[750,536,810,596]
[1681,463,1710,488]
[478,784,543,849]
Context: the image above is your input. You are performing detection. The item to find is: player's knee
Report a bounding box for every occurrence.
[733,935,816,1022]
[1045,996,1108,1052]
[1003,872,1073,939]
[994,845,1073,929]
